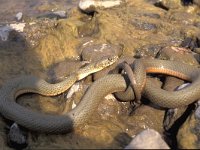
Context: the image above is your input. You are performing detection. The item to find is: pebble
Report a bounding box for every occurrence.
[135,44,163,58]
[37,11,67,20]
[67,82,81,99]
[125,129,170,149]
[53,11,67,18]
[7,123,27,149]
[175,83,191,91]
[9,23,25,32]
[79,0,123,13]
[131,19,157,31]
[15,12,23,21]
[0,23,25,41]
[0,25,12,41]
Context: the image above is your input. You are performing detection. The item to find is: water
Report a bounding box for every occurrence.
[0,0,78,22]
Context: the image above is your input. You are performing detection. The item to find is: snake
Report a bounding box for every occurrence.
[0,56,118,133]
[0,57,200,133]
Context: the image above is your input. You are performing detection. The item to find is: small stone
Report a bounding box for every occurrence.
[37,11,67,20]
[125,129,170,149]
[9,23,26,32]
[81,43,122,61]
[0,25,12,41]
[7,123,27,149]
[175,83,191,91]
[79,0,123,13]
[67,82,81,99]
[15,12,23,21]
[53,11,67,18]
[131,19,157,31]
[135,44,162,58]
[154,0,182,10]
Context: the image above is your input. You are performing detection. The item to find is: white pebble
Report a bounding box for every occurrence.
[9,23,26,32]
[16,12,23,21]
[67,82,80,99]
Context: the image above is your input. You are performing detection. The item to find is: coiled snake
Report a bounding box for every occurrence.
[0,57,200,133]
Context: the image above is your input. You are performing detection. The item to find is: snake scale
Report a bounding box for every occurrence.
[0,57,200,133]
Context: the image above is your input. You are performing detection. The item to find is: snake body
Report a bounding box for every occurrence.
[0,58,200,133]
[0,56,119,133]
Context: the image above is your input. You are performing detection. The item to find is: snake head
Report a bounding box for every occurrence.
[77,55,119,80]
[94,55,119,69]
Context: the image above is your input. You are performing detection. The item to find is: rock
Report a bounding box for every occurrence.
[135,44,163,58]
[180,37,198,50]
[0,23,25,41]
[9,23,25,32]
[177,105,200,149]
[123,104,165,136]
[125,129,170,149]
[79,0,123,13]
[82,120,131,148]
[158,46,199,66]
[67,82,81,99]
[7,123,27,149]
[53,11,67,18]
[131,19,157,31]
[154,0,182,10]
[0,25,12,41]
[37,11,67,19]
[81,43,123,61]
[15,12,23,21]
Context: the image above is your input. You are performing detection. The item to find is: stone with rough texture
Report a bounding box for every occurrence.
[79,0,123,12]
[125,129,170,149]
[177,100,200,149]
[81,43,122,61]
